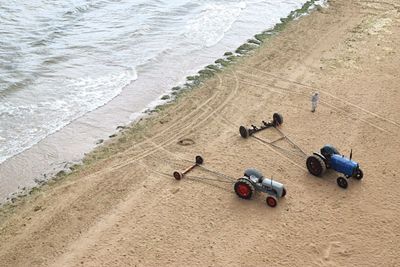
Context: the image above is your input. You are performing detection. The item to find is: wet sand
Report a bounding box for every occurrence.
[1,0,400,266]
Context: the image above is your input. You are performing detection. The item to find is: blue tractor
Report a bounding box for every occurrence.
[306,144,363,189]
[234,168,287,207]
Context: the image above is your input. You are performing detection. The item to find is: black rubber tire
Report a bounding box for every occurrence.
[281,187,287,198]
[234,178,255,200]
[354,168,363,180]
[195,155,204,165]
[239,126,249,138]
[337,177,348,189]
[266,195,278,207]
[306,155,326,176]
[173,171,183,180]
[273,113,283,126]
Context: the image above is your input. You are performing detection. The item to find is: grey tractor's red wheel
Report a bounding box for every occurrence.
[273,113,283,126]
[266,195,278,207]
[354,168,363,180]
[234,178,255,200]
[337,177,348,189]
[306,155,326,176]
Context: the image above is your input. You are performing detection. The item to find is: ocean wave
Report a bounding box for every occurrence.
[0,68,137,164]
[183,1,246,48]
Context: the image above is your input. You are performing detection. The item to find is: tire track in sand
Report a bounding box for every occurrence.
[234,71,392,134]
[48,70,242,266]
[0,73,229,263]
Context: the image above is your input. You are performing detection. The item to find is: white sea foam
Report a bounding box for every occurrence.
[0,68,137,164]
[183,2,247,48]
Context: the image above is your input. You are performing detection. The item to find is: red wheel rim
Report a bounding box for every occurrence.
[267,197,277,207]
[237,184,250,197]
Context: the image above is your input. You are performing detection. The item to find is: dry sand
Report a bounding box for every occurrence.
[1,0,400,266]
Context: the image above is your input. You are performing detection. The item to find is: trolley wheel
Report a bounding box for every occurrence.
[306,155,326,176]
[239,126,249,138]
[354,168,363,180]
[234,178,255,200]
[337,177,348,189]
[173,171,183,180]
[266,195,278,207]
[272,113,283,126]
[195,155,204,165]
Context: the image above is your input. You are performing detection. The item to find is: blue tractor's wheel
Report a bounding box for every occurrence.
[306,155,326,176]
[354,169,363,180]
[337,177,348,189]
[234,178,255,200]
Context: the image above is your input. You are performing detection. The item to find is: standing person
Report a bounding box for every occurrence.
[311,92,319,112]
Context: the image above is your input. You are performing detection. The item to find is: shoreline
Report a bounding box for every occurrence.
[0,0,326,204]
[1,0,400,266]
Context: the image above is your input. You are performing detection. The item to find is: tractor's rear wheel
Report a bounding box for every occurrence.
[337,177,348,189]
[273,113,283,126]
[354,168,363,180]
[306,155,326,176]
[266,195,278,207]
[234,178,255,200]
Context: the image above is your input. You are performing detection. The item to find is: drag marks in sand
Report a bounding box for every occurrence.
[2,1,400,266]
[236,69,398,135]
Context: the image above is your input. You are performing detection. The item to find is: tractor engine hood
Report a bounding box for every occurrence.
[261,178,285,197]
[330,154,359,177]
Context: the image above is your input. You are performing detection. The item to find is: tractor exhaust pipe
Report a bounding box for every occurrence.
[350,149,353,160]
[173,155,204,180]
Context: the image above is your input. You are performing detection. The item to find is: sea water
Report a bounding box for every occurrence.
[0,0,322,200]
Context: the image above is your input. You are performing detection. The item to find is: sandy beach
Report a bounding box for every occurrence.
[1,0,400,266]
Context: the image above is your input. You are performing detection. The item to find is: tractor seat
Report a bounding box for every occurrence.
[244,168,264,180]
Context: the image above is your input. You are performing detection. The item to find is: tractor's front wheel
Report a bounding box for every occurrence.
[234,178,255,200]
[306,155,326,176]
[354,168,363,180]
[281,187,287,198]
[337,177,348,189]
[266,195,278,207]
